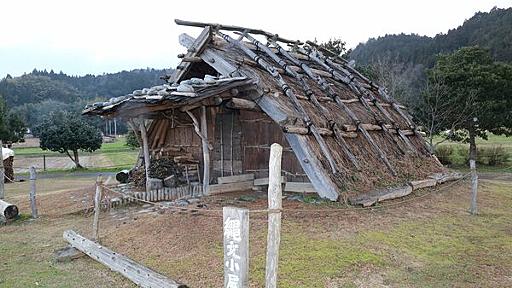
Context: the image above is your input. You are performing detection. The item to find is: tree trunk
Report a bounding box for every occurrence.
[72,150,83,169]
[468,128,478,215]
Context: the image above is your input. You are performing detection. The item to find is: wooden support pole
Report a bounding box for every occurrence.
[92,175,103,242]
[0,140,4,199]
[200,106,210,195]
[64,230,187,288]
[223,206,249,288]
[139,120,151,193]
[186,108,211,195]
[29,166,38,219]
[265,143,283,288]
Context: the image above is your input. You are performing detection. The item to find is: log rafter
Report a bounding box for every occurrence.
[217,31,340,175]
[242,33,360,171]
[275,45,397,175]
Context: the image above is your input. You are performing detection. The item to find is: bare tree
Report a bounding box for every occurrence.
[415,70,476,153]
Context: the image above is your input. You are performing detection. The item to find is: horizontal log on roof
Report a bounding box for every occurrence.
[175,19,301,44]
[283,125,358,138]
[225,97,261,111]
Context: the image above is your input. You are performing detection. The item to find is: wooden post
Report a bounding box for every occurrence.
[114,118,117,137]
[185,108,210,195]
[43,154,46,171]
[469,120,479,215]
[0,140,4,199]
[469,159,478,215]
[265,143,283,288]
[200,106,210,195]
[223,206,249,288]
[139,120,151,193]
[29,166,38,218]
[92,175,103,242]
[64,230,187,288]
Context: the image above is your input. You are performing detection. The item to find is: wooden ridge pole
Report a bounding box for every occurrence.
[291,46,397,175]
[92,175,103,242]
[217,31,339,175]
[174,19,300,44]
[265,143,283,288]
[29,166,38,219]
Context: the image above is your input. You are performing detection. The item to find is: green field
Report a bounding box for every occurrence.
[433,134,512,172]
[12,137,139,172]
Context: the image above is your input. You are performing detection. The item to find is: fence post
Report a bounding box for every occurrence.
[265,143,283,288]
[43,155,46,172]
[29,166,38,218]
[92,175,103,242]
[223,206,249,288]
[0,140,4,200]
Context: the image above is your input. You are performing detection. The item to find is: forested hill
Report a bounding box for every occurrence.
[0,68,172,107]
[350,7,512,66]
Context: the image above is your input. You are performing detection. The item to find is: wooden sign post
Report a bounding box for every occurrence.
[223,206,249,288]
[29,166,38,218]
[265,143,283,288]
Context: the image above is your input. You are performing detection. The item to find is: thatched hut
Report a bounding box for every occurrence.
[83,20,443,201]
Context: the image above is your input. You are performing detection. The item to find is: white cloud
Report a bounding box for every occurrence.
[0,0,510,76]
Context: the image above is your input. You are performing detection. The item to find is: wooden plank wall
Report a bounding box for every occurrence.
[239,110,307,181]
[144,107,309,187]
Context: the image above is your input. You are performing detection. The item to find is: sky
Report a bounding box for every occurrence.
[0,0,510,77]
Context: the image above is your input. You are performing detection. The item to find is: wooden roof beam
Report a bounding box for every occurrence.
[175,19,301,44]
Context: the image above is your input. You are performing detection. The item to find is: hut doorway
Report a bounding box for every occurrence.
[213,110,242,180]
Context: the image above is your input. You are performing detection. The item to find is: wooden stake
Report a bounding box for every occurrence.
[92,175,103,242]
[265,144,283,288]
[139,120,151,193]
[29,166,38,219]
[469,160,478,215]
[223,206,249,288]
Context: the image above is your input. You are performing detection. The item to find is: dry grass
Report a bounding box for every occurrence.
[1,174,511,287]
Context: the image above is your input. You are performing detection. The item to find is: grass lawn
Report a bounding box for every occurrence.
[2,174,510,287]
[432,133,512,172]
[12,137,139,172]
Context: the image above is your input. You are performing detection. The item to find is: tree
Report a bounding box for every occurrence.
[125,130,141,149]
[431,46,512,214]
[414,68,475,152]
[0,94,27,143]
[37,111,102,169]
[319,38,350,58]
